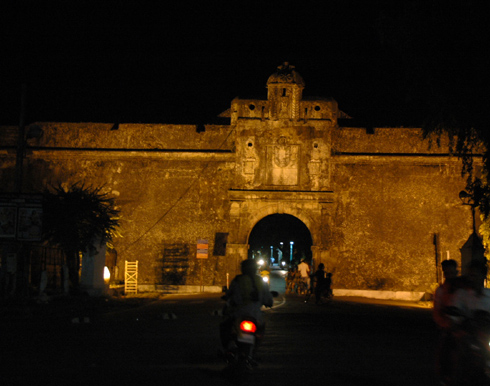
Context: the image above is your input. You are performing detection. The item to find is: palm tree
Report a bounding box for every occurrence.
[42,183,120,291]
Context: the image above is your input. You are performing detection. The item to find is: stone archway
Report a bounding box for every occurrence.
[247,213,313,267]
[225,189,334,278]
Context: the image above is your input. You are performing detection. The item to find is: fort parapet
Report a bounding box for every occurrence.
[0,63,480,294]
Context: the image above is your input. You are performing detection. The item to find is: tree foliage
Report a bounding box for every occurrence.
[375,1,490,247]
[42,183,120,289]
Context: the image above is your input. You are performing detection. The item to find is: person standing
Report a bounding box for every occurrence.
[305,263,327,304]
[286,267,297,294]
[297,259,311,294]
[325,272,333,299]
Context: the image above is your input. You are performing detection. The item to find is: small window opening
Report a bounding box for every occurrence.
[314,106,321,111]
[249,104,255,110]
[213,232,228,256]
[282,88,287,97]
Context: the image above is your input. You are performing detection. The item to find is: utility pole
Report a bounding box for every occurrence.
[15,83,26,193]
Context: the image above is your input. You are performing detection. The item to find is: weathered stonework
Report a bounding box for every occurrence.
[0,62,478,292]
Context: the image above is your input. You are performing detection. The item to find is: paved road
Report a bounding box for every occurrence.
[2,274,438,386]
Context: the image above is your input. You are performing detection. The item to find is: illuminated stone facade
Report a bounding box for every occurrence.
[0,63,477,292]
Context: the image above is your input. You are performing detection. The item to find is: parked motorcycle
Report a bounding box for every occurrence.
[444,306,490,385]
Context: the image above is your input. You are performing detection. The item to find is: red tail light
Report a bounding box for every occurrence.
[240,320,257,333]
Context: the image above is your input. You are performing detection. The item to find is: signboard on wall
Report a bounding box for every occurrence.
[17,207,42,241]
[0,205,16,238]
[0,194,43,241]
[196,239,208,259]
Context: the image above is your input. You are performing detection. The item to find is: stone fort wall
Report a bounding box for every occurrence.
[0,121,475,292]
[0,63,479,293]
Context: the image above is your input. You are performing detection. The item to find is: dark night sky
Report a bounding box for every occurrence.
[1,0,488,130]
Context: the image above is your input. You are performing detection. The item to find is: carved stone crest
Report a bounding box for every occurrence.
[267,137,299,186]
[274,137,292,168]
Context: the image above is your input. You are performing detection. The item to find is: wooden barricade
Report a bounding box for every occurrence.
[125,260,138,294]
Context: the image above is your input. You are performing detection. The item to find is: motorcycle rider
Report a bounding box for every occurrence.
[445,259,490,385]
[433,259,460,385]
[451,259,490,321]
[220,259,274,354]
[259,261,271,283]
[434,259,459,329]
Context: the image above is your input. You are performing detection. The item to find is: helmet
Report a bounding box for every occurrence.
[241,259,258,276]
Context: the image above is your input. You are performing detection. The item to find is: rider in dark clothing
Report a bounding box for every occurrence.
[312,263,327,304]
[220,259,273,352]
[325,272,333,298]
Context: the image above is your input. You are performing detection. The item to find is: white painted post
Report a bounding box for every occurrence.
[80,239,107,296]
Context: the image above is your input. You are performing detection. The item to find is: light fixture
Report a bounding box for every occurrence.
[104,266,111,284]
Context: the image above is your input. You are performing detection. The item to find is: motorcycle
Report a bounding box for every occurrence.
[260,269,270,284]
[223,315,261,383]
[444,306,490,385]
[220,291,278,384]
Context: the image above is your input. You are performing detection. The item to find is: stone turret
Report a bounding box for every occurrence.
[225,62,338,126]
[266,62,305,121]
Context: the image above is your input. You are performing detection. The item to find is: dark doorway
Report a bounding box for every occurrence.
[248,214,312,267]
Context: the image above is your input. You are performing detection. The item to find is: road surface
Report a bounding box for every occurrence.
[2,270,437,386]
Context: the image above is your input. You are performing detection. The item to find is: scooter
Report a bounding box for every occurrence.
[223,315,261,383]
[220,291,278,384]
[444,306,490,385]
[260,269,270,284]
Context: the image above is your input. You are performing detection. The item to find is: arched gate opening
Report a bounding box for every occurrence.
[248,214,313,268]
